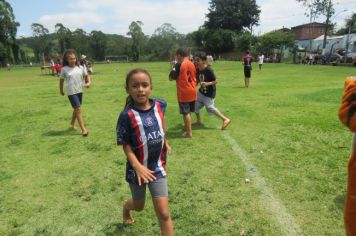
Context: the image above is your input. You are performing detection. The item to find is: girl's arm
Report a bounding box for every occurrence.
[123,144,156,185]
[84,75,91,88]
[201,81,217,88]
[59,79,64,96]
[165,139,172,155]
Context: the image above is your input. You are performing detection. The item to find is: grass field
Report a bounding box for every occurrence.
[0,61,355,235]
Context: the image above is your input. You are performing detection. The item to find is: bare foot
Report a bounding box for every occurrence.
[69,125,76,130]
[82,129,89,137]
[182,132,192,138]
[221,119,231,130]
[192,121,202,125]
[123,201,135,225]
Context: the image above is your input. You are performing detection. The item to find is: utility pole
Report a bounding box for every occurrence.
[322,0,333,55]
[344,23,351,63]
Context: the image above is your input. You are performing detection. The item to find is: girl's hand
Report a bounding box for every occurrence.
[133,164,156,185]
[200,82,207,88]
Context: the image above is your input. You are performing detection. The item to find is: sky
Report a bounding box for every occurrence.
[7,0,356,38]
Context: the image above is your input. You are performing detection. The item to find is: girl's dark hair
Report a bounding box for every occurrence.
[194,51,207,61]
[124,68,152,108]
[62,49,79,67]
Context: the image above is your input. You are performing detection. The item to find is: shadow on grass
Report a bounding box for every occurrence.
[105,223,139,236]
[334,194,345,211]
[166,123,215,139]
[42,128,80,137]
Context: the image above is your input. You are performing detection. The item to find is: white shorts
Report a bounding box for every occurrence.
[195,91,218,115]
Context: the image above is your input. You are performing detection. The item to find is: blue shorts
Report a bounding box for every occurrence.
[129,176,168,200]
[68,93,83,108]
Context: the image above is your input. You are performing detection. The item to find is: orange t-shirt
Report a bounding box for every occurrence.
[176,58,197,102]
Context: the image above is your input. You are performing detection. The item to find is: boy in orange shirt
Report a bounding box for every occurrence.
[174,48,197,138]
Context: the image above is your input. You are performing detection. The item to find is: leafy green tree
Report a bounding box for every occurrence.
[55,23,72,53]
[146,23,182,60]
[71,28,90,56]
[105,34,130,59]
[189,28,236,53]
[255,31,295,56]
[0,0,19,63]
[235,30,257,52]
[204,0,260,33]
[336,13,356,35]
[31,23,51,62]
[89,30,107,61]
[127,21,146,61]
[297,0,335,50]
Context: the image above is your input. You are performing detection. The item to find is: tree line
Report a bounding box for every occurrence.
[1,0,354,65]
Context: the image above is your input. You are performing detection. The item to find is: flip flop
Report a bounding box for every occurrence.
[221,119,231,130]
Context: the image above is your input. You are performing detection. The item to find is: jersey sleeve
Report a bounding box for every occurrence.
[155,99,167,114]
[116,111,131,145]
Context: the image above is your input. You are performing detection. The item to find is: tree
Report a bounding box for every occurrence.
[255,31,295,57]
[336,13,356,35]
[0,0,19,63]
[127,21,146,61]
[146,23,182,60]
[55,23,72,53]
[31,23,51,62]
[235,31,257,52]
[189,28,237,54]
[204,0,260,33]
[297,0,335,51]
[71,28,90,56]
[89,30,107,61]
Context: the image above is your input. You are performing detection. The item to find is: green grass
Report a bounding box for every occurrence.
[0,62,354,235]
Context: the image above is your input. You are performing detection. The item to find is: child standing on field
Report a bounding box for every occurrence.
[59,49,91,136]
[116,68,174,236]
[193,51,231,130]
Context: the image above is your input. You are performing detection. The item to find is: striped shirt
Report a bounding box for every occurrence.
[116,99,167,185]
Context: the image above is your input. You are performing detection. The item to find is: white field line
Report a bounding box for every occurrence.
[220,131,304,236]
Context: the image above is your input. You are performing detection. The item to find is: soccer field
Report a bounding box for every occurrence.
[0,62,354,235]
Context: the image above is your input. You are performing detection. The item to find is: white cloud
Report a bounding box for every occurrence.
[36,0,208,35]
[38,12,106,33]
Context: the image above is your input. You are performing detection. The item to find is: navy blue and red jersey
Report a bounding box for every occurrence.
[116,99,167,185]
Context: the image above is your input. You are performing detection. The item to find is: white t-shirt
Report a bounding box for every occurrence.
[60,65,88,96]
[258,55,264,64]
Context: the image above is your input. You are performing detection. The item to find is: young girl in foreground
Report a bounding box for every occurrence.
[116,68,174,236]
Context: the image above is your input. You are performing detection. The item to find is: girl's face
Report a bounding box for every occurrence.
[127,72,152,109]
[66,53,77,67]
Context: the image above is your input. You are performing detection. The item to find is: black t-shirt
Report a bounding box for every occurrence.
[197,67,216,98]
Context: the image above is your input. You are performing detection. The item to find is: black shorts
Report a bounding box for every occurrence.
[179,101,195,115]
[244,67,251,78]
[68,93,83,108]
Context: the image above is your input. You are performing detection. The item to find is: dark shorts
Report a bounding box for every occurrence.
[179,101,195,115]
[68,93,83,108]
[244,67,251,78]
[129,176,168,200]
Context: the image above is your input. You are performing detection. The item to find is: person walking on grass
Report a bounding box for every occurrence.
[175,48,197,138]
[258,53,264,70]
[242,51,253,88]
[59,49,91,136]
[116,68,174,236]
[193,51,231,130]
